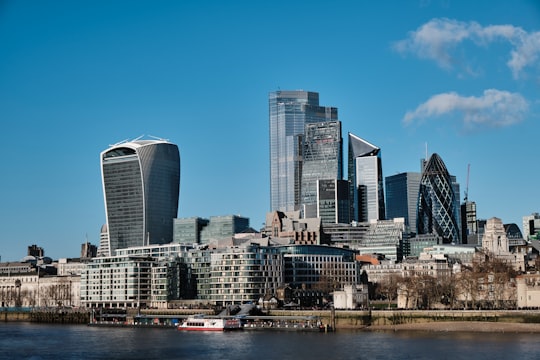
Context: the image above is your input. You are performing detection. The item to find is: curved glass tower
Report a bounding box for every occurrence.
[101,139,180,255]
[416,153,460,243]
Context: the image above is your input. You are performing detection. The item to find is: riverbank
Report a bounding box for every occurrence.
[365,321,540,333]
[4,308,540,332]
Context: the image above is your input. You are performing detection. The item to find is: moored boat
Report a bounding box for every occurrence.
[177,316,242,331]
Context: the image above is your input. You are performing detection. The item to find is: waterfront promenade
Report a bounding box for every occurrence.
[3,307,540,332]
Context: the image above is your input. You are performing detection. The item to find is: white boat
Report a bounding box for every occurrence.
[177,316,242,331]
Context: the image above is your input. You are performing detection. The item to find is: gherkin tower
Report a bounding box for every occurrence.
[417,153,460,243]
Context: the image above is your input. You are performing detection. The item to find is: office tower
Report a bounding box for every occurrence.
[450,175,462,236]
[301,121,343,218]
[523,213,540,240]
[97,224,110,257]
[348,133,385,222]
[269,90,338,213]
[27,244,44,257]
[385,172,421,230]
[200,215,250,244]
[173,217,209,244]
[317,179,350,224]
[101,139,180,254]
[417,153,460,243]
[461,201,477,244]
[504,223,524,243]
[81,242,97,259]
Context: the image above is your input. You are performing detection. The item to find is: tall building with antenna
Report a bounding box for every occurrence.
[100,138,180,255]
[461,164,477,244]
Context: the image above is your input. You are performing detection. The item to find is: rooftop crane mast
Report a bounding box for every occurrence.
[464,164,470,202]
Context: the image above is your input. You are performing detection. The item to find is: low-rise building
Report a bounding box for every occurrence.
[516,273,540,309]
[80,243,194,309]
[192,244,283,306]
[333,284,369,309]
[0,270,80,308]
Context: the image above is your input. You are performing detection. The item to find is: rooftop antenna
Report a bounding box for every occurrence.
[148,135,169,141]
[464,163,470,202]
[110,138,129,147]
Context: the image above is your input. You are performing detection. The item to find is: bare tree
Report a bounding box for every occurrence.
[376,274,401,308]
[313,261,350,294]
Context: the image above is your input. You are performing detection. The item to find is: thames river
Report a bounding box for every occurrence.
[1,322,540,360]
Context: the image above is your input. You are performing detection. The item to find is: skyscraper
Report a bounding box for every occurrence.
[523,213,540,240]
[301,121,343,218]
[317,179,350,224]
[269,90,338,213]
[101,139,180,255]
[417,153,460,243]
[348,133,385,222]
[461,200,477,244]
[385,172,421,230]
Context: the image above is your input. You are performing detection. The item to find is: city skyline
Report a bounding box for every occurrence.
[1,1,539,261]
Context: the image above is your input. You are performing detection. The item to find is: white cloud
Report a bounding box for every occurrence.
[403,89,529,129]
[393,18,540,78]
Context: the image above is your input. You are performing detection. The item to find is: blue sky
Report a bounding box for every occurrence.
[1,0,539,261]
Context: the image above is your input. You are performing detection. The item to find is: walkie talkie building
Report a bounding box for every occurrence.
[100,139,180,255]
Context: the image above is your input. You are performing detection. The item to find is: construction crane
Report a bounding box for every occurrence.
[464,164,470,202]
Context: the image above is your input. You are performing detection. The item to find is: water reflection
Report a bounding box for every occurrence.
[1,323,540,360]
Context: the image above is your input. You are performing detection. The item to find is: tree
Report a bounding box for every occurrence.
[313,261,350,294]
[376,274,401,308]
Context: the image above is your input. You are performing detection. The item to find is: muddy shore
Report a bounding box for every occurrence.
[365,321,540,333]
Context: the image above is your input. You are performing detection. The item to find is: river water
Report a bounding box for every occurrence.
[1,322,539,360]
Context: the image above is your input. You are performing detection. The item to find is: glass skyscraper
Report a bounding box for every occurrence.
[385,172,421,230]
[301,121,343,218]
[269,90,338,213]
[416,153,460,243]
[461,201,477,244]
[348,133,385,222]
[317,179,350,224]
[101,139,180,255]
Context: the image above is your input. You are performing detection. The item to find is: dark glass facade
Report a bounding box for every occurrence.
[317,179,350,224]
[416,153,460,243]
[101,140,180,255]
[385,172,421,229]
